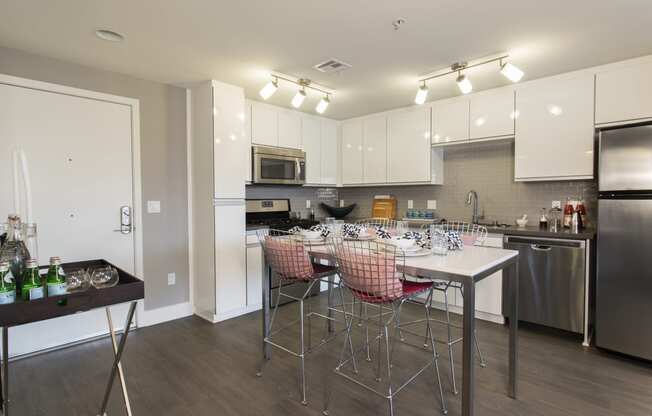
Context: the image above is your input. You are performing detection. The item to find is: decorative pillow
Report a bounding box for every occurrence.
[264,237,314,281]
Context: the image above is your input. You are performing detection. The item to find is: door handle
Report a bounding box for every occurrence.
[531,244,552,252]
[113,206,132,234]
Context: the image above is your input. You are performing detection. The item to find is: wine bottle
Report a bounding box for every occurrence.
[21,259,43,301]
[46,256,67,296]
[0,262,16,305]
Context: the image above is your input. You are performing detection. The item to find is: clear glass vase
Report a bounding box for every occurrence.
[0,215,31,284]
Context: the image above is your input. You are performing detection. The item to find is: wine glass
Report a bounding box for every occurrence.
[90,266,119,289]
[66,269,91,293]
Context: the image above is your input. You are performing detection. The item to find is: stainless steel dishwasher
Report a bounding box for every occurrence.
[503,235,586,333]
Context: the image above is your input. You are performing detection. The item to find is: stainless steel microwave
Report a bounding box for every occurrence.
[252,145,306,185]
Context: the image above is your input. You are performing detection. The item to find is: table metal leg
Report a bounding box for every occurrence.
[327,275,334,333]
[106,308,132,416]
[262,265,271,361]
[98,301,137,416]
[462,281,476,416]
[508,259,519,399]
[1,327,8,416]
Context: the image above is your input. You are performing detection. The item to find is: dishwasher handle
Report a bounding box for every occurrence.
[504,235,585,249]
[531,244,552,252]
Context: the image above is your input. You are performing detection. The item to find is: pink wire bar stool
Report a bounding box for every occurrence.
[399,221,488,395]
[323,237,447,416]
[256,229,353,405]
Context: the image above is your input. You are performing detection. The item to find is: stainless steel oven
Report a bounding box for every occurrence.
[252,145,305,185]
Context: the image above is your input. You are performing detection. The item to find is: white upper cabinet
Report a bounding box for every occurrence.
[514,74,595,181]
[363,116,388,184]
[302,116,322,184]
[595,60,652,126]
[278,109,302,149]
[341,119,364,184]
[212,81,246,199]
[244,101,252,183]
[470,88,515,140]
[388,108,431,183]
[432,97,469,144]
[320,120,338,185]
[250,101,278,147]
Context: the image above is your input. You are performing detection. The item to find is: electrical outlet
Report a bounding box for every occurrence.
[552,200,561,209]
[407,200,414,209]
[427,200,437,210]
[306,200,311,209]
[147,200,161,214]
[167,272,176,286]
[340,199,345,207]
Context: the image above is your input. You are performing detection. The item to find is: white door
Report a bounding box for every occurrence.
[362,116,388,184]
[0,82,136,356]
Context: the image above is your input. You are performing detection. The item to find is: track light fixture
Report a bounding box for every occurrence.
[415,54,524,103]
[258,73,335,113]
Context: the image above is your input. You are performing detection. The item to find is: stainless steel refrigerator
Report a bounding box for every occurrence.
[597,124,652,360]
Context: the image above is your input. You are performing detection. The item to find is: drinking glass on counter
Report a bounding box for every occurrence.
[66,269,91,293]
[429,225,448,256]
[90,266,119,289]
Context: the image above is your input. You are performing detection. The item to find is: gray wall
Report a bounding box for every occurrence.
[0,46,189,310]
[340,141,597,226]
[246,185,338,219]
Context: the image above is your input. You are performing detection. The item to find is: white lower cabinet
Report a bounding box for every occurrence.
[246,233,263,310]
[514,74,595,181]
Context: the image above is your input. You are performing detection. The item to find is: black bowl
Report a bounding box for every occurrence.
[320,203,357,219]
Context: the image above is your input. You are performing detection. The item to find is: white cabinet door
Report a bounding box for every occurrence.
[302,116,322,184]
[341,119,364,184]
[432,97,469,144]
[251,101,278,146]
[214,203,247,317]
[388,108,431,183]
[515,74,595,181]
[470,88,515,140]
[246,242,263,309]
[278,109,302,149]
[321,119,338,185]
[244,101,252,183]
[596,61,652,125]
[213,81,246,199]
[363,115,388,184]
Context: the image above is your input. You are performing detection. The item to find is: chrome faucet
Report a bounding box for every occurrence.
[466,190,479,224]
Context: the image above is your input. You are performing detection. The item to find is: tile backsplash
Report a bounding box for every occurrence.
[247,141,597,226]
[340,141,597,226]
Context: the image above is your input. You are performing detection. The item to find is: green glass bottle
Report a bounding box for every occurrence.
[46,256,67,296]
[0,262,16,305]
[21,259,44,301]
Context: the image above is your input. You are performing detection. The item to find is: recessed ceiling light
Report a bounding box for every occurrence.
[95,29,124,42]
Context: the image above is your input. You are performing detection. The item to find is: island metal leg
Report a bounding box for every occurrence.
[262,265,272,361]
[508,259,519,399]
[98,301,137,416]
[327,274,335,333]
[461,280,476,416]
[1,327,8,416]
[106,308,132,416]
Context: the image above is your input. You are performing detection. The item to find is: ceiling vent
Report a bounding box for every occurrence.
[313,58,352,73]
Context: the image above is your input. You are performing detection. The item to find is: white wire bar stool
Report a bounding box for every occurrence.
[256,229,353,405]
[400,221,488,395]
[323,237,447,416]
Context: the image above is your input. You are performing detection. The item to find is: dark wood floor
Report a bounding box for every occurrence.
[6,294,652,415]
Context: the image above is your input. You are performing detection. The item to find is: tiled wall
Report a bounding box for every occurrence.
[247,140,598,226]
[340,141,597,226]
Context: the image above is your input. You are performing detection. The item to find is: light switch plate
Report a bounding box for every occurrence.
[427,200,437,210]
[551,200,561,209]
[147,200,161,214]
[167,272,176,285]
[407,200,414,209]
[306,200,311,209]
[340,199,345,207]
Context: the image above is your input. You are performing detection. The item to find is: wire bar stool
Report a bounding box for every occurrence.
[256,229,353,405]
[355,218,405,232]
[323,237,447,416]
[400,221,488,395]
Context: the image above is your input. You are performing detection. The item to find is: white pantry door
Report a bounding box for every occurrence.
[0,81,136,356]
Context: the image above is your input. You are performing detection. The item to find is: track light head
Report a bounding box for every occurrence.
[456,72,472,94]
[414,83,428,105]
[316,95,330,114]
[500,62,524,83]
[291,88,307,108]
[259,78,278,100]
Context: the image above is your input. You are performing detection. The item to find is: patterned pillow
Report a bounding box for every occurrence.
[264,237,314,281]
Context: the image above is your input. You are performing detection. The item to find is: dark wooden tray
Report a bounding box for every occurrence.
[0,259,144,327]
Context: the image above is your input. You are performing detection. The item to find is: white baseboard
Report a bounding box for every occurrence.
[194,304,262,324]
[138,301,194,327]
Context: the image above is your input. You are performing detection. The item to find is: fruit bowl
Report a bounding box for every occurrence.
[320,203,357,219]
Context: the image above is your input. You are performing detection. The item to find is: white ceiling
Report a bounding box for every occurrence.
[1,0,651,119]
